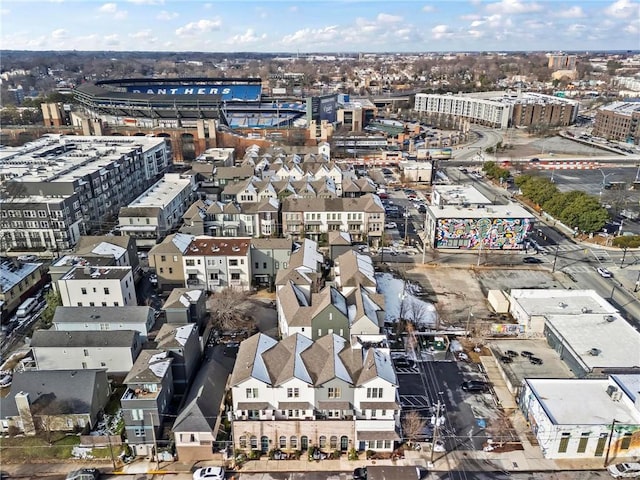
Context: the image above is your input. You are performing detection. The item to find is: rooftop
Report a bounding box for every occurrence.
[61,265,133,281]
[510,289,617,317]
[0,259,41,293]
[125,173,193,209]
[427,202,533,219]
[432,185,492,206]
[184,237,251,257]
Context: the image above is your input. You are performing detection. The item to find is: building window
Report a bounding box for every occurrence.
[81,288,87,295]
[558,433,570,453]
[239,436,247,449]
[229,259,239,266]
[83,349,89,357]
[290,436,297,449]
[577,433,590,453]
[366,387,383,399]
[131,409,144,421]
[330,436,338,449]
[246,388,258,399]
[104,287,110,295]
[255,262,259,269]
[89,302,95,307]
[319,436,327,449]
[620,433,632,450]
[231,273,240,280]
[263,262,267,269]
[161,255,166,262]
[279,436,287,448]
[168,268,173,274]
[134,427,145,437]
[250,436,258,449]
[186,259,195,266]
[328,387,341,399]
[286,387,299,398]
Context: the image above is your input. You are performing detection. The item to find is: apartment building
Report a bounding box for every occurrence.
[118,173,196,248]
[0,258,45,319]
[230,332,399,454]
[183,237,251,292]
[51,306,156,340]
[57,265,137,307]
[149,233,193,291]
[593,102,640,144]
[0,135,170,252]
[282,194,385,246]
[415,93,510,128]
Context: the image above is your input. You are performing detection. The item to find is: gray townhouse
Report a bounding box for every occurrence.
[249,238,293,289]
[155,323,201,396]
[51,306,156,340]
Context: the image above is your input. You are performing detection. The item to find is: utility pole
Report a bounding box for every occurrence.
[604,419,617,467]
[404,212,409,245]
[552,243,560,273]
[430,400,443,464]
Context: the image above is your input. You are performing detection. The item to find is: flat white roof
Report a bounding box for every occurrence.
[127,173,193,208]
[428,202,533,219]
[546,313,640,369]
[0,259,41,293]
[0,135,165,184]
[527,377,640,425]
[510,289,617,317]
[433,185,492,205]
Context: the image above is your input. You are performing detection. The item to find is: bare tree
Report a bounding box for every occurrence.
[402,411,427,446]
[207,288,253,331]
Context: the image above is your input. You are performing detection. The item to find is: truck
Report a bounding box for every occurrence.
[352,465,424,480]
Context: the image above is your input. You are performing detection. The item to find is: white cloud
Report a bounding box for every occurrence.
[51,28,68,39]
[485,0,543,15]
[127,0,164,4]
[175,18,222,36]
[281,25,340,45]
[557,6,585,18]
[289,5,298,13]
[431,24,453,40]
[0,8,9,15]
[98,3,117,13]
[604,0,640,18]
[468,29,485,38]
[228,28,267,45]
[422,5,435,13]
[377,13,403,23]
[157,10,178,20]
[130,29,157,42]
[104,34,120,46]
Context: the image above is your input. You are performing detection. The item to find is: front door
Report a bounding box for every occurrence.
[261,436,269,453]
[341,436,348,451]
[301,436,309,451]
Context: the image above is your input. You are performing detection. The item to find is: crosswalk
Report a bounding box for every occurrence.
[399,394,431,409]
[536,244,611,260]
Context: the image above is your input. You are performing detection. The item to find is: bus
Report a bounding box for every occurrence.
[16,297,39,318]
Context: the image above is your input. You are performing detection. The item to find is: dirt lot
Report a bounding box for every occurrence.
[498,131,608,159]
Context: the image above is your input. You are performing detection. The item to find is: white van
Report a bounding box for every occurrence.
[608,462,640,478]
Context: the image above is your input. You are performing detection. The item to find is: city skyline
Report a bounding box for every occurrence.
[1,0,639,54]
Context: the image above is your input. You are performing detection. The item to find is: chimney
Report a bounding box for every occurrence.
[15,392,36,436]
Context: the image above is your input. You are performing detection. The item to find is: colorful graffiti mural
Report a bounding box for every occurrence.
[435,217,532,249]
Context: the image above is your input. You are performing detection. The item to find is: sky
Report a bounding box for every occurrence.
[1,0,639,53]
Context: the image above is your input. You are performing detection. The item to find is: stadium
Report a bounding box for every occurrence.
[72,77,308,130]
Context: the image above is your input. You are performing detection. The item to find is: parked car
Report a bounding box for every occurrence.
[523,256,543,264]
[521,351,534,358]
[193,467,225,480]
[529,357,543,365]
[461,380,489,392]
[607,462,640,478]
[500,356,513,364]
[393,357,415,369]
[65,469,100,480]
[597,267,613,278]
[385,222,397,229]
[353,467,368,480]
[16,255,38,262]
[505,350,518,358]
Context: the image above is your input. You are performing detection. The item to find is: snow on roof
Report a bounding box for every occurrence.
[252,334,278,383]
[172,233,194,252]
[301,239,322,271]
[330,287,348,316]
[174,325,193,346]
[91,242,126,258]
[179,295,191,307]
[361,288,382,321]
[332,335,352,383]
[294,334,314,384]
[186,290,202,301]
[149,359,171,379]
[372,194,384,209]
[355,253,375,284]
[0,260,41,293]
[347,304,357,324]
[373,349,397,385]
[150,351,168,363]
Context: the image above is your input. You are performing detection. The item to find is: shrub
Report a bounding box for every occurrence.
[366,449,376,459]
[248,449,261,460]
[348,447,359,461]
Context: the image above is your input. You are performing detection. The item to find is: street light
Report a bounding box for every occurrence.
[598,168,615,197]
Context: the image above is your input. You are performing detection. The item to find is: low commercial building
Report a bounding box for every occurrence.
[520,375,640,460]
[424,202,534,250]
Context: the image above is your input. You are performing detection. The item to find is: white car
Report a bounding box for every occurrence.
[193,467,225,480]
[597,267,613,278]
[385,222,397,229]
[608,462,640,478]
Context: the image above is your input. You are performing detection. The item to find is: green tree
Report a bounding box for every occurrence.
[35,290,61,330]
[518,176,558,206]
[612,235,640,249]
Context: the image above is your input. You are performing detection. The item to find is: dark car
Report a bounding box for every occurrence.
[353,467,367,480]
[461,380,489,392]
[521,351,534,358]
[523,256,543,264]
[529,157,540,163]
[393,357,415,369]
[505,350,518,357]
[500,355,513,364]
[529,357,544,365]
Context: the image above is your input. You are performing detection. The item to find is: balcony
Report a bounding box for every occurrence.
[187,278,205,287]
[122,386,160,401]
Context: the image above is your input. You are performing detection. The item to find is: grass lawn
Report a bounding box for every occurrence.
[0,432,80,462]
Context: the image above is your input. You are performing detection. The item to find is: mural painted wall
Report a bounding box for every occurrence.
[435,217,532,250]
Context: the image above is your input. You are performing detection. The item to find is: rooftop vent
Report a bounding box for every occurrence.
[558,302,567,308]
[581,307,592,314]
[589,348,601,356]
[605,315,616,323]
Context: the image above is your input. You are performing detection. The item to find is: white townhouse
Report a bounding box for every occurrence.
[57,265,137,307]
[182,237,251,292]
[230,332,399,454]
[51,306,156,341]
